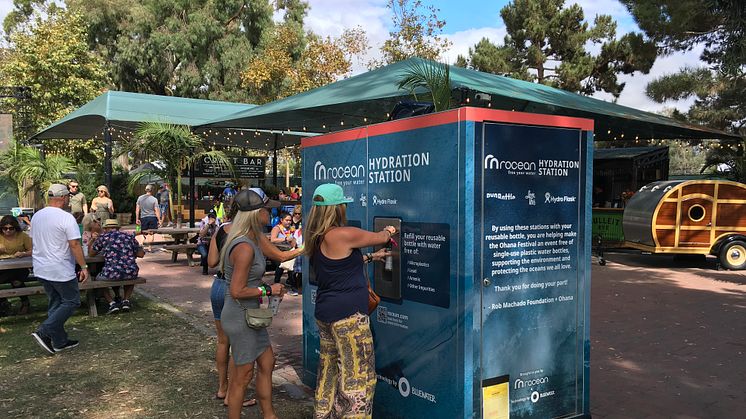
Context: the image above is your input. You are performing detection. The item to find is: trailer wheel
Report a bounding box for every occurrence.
[719,241,746,270]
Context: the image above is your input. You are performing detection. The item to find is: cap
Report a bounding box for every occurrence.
[235,189,280,211]
[48,184,70,197]
[103,219,120,228]
[145,184,153,192]
[312,183,353,206]
[207,210,217,219]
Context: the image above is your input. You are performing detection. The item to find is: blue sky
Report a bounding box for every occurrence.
[0,0,699,113]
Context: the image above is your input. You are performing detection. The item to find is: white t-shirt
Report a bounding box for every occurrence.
[31,206,81,282]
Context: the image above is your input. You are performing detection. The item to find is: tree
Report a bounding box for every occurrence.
[371,0,452,68]
[0,9,109,136]
[463,0,657,98]
[622,1,745,175]
[0,138,73,207]
[700,139,745,182]
[119,123,233,220]
[55,0,275,101]
[242,24,369,103]
[620,0,745,74]
[397,59,452,111]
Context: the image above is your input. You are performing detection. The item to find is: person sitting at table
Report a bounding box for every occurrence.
[270,212,297,285]
[16,212,32,231]
[90,219,145,314]
[197,211,220,275]
[81,213,104,278]
[0,215,33,315]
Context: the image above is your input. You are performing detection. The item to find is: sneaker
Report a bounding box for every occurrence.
[31,332,55,355]
[121,300,131,312]
[106,301,120,314]
[53,340,79,352]
[288,289,299,296]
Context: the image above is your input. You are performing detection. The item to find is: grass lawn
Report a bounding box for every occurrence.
[0,295,312,418]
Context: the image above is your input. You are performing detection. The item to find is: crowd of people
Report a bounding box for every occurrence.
[5,178,398,418]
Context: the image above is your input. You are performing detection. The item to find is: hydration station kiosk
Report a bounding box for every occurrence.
[301,107,593,418]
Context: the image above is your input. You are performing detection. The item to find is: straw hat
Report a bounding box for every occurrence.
[103,219,120,228]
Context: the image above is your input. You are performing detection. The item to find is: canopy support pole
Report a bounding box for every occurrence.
[189,147,196,228]
[273,134,278,187]
[104,122,112,188]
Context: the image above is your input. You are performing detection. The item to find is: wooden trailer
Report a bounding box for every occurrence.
[623,180,746,270]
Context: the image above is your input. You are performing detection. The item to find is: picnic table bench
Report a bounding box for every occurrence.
[162,243,199,266]
[0,278,146,317]
[0,256,146,317]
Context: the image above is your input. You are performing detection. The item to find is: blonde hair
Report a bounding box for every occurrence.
[303,202,347,260]
[217,208,265,274]
[96,185,110,197]
[82,213,99,232]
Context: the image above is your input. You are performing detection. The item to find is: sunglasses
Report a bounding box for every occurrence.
[2,226,15,231]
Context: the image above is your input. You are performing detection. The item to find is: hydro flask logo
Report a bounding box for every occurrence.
[313,160,365,180]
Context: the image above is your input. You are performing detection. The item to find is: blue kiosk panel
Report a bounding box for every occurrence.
[302,108,593,418]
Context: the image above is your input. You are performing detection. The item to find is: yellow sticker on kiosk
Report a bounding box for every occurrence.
[482,375,509,419]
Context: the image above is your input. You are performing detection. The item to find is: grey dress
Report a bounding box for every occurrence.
[220,236,270,366]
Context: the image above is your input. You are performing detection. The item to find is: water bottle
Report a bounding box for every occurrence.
[269,295,283,315]
[384,243,393,272]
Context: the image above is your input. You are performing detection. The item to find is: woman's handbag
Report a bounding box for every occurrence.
[367,281,380,314]
[235,298,273,329]
[363,264,380,314]
[244,307,273,329]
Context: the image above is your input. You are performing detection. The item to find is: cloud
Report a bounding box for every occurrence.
[303,0,389,73]
[441,26,507,64]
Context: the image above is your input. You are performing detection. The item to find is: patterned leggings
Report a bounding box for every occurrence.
[315,313,376,419]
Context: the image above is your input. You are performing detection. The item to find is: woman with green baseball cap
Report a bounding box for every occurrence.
[304,183,395,418]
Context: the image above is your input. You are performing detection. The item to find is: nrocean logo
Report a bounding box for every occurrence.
[514,376,548,389]
[484,154,537,171]
[313,161,365,180]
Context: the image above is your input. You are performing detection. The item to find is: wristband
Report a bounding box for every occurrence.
[264,284,273,296]
[365,253,373,263]
[81,264,88,270]
[259,286,266,297]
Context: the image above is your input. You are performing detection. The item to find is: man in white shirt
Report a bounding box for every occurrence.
[30,184,89,354]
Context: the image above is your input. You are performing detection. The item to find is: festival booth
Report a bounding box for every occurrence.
[302,107,594,418]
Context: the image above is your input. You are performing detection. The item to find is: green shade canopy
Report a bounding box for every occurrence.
[203,57,739,141]
[31,91,256,140]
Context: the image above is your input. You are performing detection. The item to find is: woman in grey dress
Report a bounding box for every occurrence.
[219,189,284,419]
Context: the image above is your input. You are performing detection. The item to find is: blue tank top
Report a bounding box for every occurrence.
[312,247,368,323]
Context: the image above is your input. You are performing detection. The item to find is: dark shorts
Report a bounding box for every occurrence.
[141,216,158,231]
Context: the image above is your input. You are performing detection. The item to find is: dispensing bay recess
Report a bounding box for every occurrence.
[374,217,402,300]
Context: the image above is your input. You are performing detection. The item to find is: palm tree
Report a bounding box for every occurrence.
[701,139,745,182]
[0,138,73,207]
[118,122,233,222]
[397,59,452,112]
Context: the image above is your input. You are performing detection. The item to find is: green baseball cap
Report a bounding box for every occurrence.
[312,183,354,206]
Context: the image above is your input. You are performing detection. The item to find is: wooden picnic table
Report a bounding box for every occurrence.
[0,255,105,270]
[150,227,200,244]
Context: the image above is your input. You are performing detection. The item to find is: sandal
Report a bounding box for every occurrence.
[223,398,257,407]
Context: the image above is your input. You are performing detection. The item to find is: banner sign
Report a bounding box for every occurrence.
[192,155,266,178]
